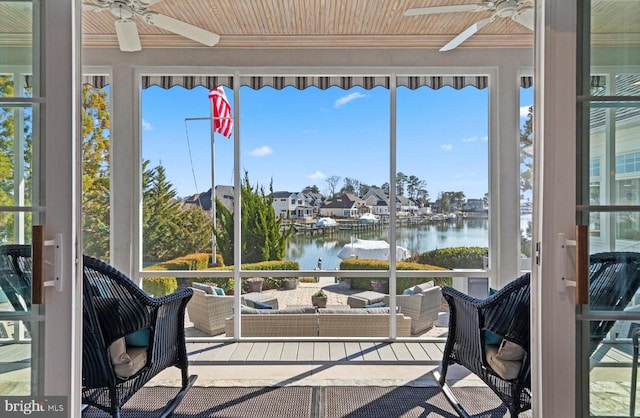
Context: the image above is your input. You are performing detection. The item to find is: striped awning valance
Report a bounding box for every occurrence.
[80,74,537,90]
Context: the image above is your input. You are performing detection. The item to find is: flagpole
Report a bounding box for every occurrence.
[210,107,217,264]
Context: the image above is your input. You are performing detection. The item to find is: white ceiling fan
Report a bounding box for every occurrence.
[82,0,220,52]
[404,0,533,52]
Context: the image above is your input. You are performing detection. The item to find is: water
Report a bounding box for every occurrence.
[284,218,491,270]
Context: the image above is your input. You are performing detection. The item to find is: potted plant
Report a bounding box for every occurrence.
[283,278,298,290]
[311,289,328,308]
[225,278,235,295]
[247,277,264,293]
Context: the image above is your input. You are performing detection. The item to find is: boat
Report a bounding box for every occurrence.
[359,213,380,224]
[336,239,411,261]
[446,213,457,220]
[315,217,338,227]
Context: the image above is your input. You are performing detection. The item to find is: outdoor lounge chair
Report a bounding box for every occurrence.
[82,255,197,417]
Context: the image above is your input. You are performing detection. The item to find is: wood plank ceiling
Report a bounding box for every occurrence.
[81,0,536,49]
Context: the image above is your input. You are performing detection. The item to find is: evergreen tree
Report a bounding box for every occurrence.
[215,172,293,264]
[82,85,111,259]
[142,161,183,262]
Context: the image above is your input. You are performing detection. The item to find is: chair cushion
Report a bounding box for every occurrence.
[496,340,526,361]
[364,301,387,308]
[108,339,148,379]
[485,344,523,381]
[125,328,151,347]
[416,281,435,293]
[192,282,215,294]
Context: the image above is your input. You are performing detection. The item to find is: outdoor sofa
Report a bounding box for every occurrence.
[224,306,412,337]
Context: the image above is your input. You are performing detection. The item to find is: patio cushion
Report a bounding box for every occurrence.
[125,328,150,347]
[416,281,435,293]
[253,301,273,309]
[496,340,526,361]
[364,302,386,308]
[485,344,523,381]
[192,282,215,295]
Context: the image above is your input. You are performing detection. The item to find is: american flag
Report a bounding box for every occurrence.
[209,86,233,138]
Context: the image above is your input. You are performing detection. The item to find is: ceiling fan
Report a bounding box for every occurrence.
[82,0,220,52]
[404,0,533,52]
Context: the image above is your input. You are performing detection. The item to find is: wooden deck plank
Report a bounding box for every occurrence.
[228,342,253,361]
[206,342,240,361]
[246,342,269,361]
[405,342,431,361]
[329,342,347,361]
[377,343,397,361]
[314,342,331,361]
[280,342,300,361]
[297,342,315,361]
[344,342,363,361]
[420,342,443,361]
[360,342,381,360]
[390,342,414,361]
[263,342,284,361]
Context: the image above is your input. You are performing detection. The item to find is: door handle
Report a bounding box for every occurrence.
[31,225,64,304]
[575,224,589,305]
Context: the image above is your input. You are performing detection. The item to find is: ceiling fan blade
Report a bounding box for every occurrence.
[512,6,534,30]
[404,4,490,16]
[81,2,105,12]
[114,19,142,52]
[440,17,492,52]
[144,12,220,46]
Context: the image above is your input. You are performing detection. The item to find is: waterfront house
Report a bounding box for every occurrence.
[319,193,367,218]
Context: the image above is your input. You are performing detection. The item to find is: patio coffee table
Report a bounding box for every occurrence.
[347,291,385,308]
[241,292,279,309]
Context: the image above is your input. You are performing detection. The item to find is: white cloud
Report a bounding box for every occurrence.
[250,146,273,157]
[462,136,478,143]
[520,106,531,117]
[482,136,489,142]
[441,144,453,151]
[334,92,366,108]
[141,119,153,131]
[308,171,326,181]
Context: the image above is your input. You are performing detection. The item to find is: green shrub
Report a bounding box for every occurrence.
[339,259,451,293]
[142,277,177,297]
[413,246,488,269]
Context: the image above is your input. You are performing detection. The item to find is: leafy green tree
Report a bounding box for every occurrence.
[520,106,534,193]
[0,76,32,243]
[302,185,319,194]
[82,85,110,259]
[396,172,408,196]
[214,196,234,265]
[175,205,213,256]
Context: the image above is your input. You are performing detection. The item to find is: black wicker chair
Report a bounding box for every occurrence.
[0,244,33,312]
[438,252,640,417]
[82,255,197,418]
[438,273,531,418]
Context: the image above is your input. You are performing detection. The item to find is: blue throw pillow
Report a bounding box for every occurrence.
[402,288,413,295]
[125,328,151,347]
[484,288,502,345]
[364,301,387,308]
[213,287,225,296]
[252,301,273,309]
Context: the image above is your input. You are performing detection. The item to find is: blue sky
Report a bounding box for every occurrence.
[141,84,533,201]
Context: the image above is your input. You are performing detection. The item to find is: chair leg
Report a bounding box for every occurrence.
[158,374,197,418]
[631,330,640,417]
[433,370,471,418]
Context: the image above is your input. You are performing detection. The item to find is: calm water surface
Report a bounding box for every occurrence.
[285,218,491,270]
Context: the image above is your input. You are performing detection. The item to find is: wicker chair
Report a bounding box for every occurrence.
[438,273,531,418]
[82,255,197,417]
[0,244,33,312]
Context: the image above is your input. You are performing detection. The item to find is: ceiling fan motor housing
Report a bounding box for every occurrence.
[496,0,518,17]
